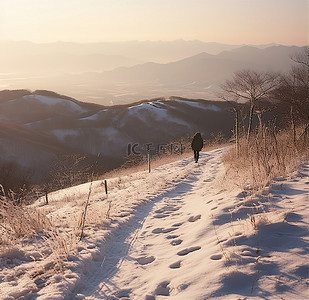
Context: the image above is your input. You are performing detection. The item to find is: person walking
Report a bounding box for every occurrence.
[191,132,203,163]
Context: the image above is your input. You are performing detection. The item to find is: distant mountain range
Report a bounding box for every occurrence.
[0,41,303,105]
[89,45,301,102]
[0,90,235,181]
[0,40,269,68]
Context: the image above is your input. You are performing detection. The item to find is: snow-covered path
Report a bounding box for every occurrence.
[70,148,309,300]
[72,150,227,299]
[1,148,308,300]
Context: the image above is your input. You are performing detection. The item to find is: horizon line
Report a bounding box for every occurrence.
[0,39,306,47]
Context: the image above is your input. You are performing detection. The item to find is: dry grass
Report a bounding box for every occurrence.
[223,125,309,192]
[0,185,79,273]
[0,194,52,247]
[43,229,79,272]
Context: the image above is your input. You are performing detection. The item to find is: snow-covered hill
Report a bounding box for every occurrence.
[0,90,235,179]
[0,148,308,299]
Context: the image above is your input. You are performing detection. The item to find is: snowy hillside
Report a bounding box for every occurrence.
[0,90,235,178]
[0,148,308,299]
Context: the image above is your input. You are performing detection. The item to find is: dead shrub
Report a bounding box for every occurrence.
[223,124,309,191]
[0,191,51,247]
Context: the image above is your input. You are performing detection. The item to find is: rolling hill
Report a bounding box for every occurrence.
[0,90,235,181]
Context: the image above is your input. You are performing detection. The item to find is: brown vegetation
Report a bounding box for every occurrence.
[223,47,309,191]
[0,185,51,247]
[223,125,309,191]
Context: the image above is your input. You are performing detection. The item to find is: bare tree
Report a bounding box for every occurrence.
[48,154,94,190]
[291,47,309,69]
[0,162,33,204]
[275,47,309,143]
[291,49,309,131]
[221,70,281,141]
[274,74,299,145]
[216,93,244,156]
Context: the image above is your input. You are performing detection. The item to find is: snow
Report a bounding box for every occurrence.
[24,118,52,128]
[127,103,169,120]
[100,127,127,143]
[175,99,221,111]
[49,129,81,142]
[79,110,108,121]
[127,102,190,127]
[23,95,86,113]
[0,148,308,299]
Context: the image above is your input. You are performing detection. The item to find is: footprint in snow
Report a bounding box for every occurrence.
[163,228,178,233]
[152,228,177,234]
[210,254,222,260]
[155,206,180,214]
[241,250,254,257]
[171,239,183,246]
[177,246,201,256]
[170,197,182,201]
[166,235,179,239]
[155,281,170,296]
[111,288,132,299]
[188,215,201,222]
[284,212,302,222]
[34,278,46,289]
[203,178,212,183]
[153,213,168,219]
[137,256,155,265]
[152,228,163,234]
[169,261,182,269]
[172,222,183,227]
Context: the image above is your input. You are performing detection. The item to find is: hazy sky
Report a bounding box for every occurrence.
[0,0,308,45]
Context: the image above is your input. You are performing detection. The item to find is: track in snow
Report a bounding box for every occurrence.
[71,149,224,299]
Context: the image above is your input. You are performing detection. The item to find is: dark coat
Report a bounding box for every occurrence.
[191,133,203,151]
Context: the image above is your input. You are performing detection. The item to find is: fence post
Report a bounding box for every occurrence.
[148,151,151,173]
[45,190,48,205]
[104,180,108,195]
